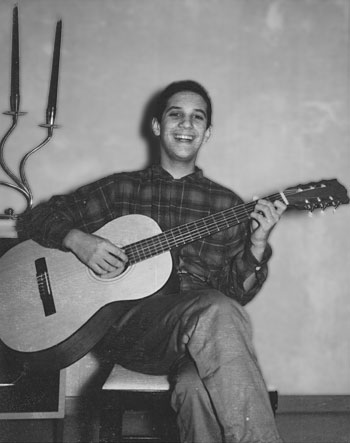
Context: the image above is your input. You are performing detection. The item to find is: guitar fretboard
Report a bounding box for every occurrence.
[123,192,285,265]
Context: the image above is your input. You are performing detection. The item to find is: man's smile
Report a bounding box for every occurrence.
[174,133,195,142]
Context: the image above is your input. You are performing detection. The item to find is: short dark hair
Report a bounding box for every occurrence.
[154,80,212,128]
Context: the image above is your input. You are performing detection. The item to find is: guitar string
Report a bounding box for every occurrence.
[124,186,336,264]
[124,193,284,263]
[125,201,256,261]
[125,188,334,263]
[124,190,315,263]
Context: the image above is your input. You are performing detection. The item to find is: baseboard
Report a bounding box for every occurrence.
[65,394,350,416]
[277,395,350,414]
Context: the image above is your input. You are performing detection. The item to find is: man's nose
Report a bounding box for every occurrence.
[179,115,192,128]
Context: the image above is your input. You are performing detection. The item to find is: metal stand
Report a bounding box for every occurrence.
[0,6,62,219]
[0,111,60,218]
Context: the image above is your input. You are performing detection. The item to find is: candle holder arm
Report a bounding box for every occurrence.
[0,115,30,195]
[0,114,34,219]
[19,130,54,210]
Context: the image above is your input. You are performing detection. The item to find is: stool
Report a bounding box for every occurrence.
[99,364,278,443]
[99,364,178,443]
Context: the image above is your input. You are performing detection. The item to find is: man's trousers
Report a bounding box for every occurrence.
[98,287,283,443]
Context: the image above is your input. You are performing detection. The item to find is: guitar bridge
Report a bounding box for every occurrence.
[35,257,56,316]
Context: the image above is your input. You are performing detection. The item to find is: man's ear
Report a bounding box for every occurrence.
[152,118,161,136]
[203,126,212,144]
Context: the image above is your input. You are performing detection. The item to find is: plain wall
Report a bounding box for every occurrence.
[0,0,349,395]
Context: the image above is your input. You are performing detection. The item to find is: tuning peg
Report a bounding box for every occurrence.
[333,202,341,213]
[304,199,312,212]
[315,197,326,213]
[328,196,338,207]
[306,201,314,217]
[328,197,340,213]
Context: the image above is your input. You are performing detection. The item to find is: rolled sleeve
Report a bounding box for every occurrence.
[16,194,84,250]
[218,222,272,306]
[15,173,122,250]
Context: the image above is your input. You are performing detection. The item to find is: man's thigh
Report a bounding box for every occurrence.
[96,288,238,374]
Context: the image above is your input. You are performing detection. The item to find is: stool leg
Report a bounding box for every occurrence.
[155,395,179,443]
[269,390,278,416]
[161,412,179,443]
[100,393,123,443]
[53,419,64,443]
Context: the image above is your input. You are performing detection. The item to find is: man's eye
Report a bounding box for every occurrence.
[194,114,204,121]
[169,112,182,118]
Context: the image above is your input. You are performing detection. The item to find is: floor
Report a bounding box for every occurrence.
[0,396,349,443]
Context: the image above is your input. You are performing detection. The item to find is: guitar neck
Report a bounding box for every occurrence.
[124,192,286,265]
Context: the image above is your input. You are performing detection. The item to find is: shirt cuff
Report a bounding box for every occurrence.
[243,241,272,274]
[16,213,73,251]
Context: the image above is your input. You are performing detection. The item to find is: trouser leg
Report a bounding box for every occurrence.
[182,291,282,443]
[170,355,223,443]
[100,289,282,443]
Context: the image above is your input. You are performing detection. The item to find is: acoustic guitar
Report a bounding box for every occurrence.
[0,179,348,370]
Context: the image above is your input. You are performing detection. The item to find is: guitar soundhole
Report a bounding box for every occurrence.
[87,263,132,283]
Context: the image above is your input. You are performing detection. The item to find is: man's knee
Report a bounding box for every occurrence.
[171,358,206,408]
[193,289,250,326]
[178,289,253,356]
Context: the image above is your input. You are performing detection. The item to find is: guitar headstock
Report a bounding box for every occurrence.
[283,179,349,212]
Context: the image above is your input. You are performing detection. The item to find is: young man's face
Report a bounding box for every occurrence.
[152,91,211,166]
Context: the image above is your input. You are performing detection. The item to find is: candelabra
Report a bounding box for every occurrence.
[0,6,62,220]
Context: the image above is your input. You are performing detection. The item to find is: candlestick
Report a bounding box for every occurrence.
[46,20,62,125]
[10,5,20,113]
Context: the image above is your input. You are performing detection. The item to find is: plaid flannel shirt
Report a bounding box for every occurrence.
[17,164,271,305]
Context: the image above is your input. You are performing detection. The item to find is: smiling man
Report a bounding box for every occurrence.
[151,89,211,178]
[17,80,285,442]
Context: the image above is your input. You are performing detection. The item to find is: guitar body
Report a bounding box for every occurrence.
[0,214,172,370]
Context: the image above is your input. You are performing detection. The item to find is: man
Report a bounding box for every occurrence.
[18,80,286,442]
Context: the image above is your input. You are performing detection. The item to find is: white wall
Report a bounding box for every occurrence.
[0,0,349,395]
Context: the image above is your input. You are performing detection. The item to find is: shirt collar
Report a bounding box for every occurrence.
[150,164,203,181]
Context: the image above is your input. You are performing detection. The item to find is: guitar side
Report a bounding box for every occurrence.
[0,214,172,369]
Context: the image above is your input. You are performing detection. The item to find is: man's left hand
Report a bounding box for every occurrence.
[250,199,287,249]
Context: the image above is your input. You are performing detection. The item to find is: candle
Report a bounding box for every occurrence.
[10,5,20,112]
[46,20,62,124]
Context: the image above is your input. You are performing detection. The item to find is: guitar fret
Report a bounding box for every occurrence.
[167,230,177,248]
[242,205,251,219]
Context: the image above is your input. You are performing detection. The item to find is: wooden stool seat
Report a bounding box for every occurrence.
[102,364,170,392]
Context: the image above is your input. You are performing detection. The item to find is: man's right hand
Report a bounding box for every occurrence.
[63,229,128,278]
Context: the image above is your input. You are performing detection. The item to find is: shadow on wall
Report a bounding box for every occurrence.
[139,89,162,167]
